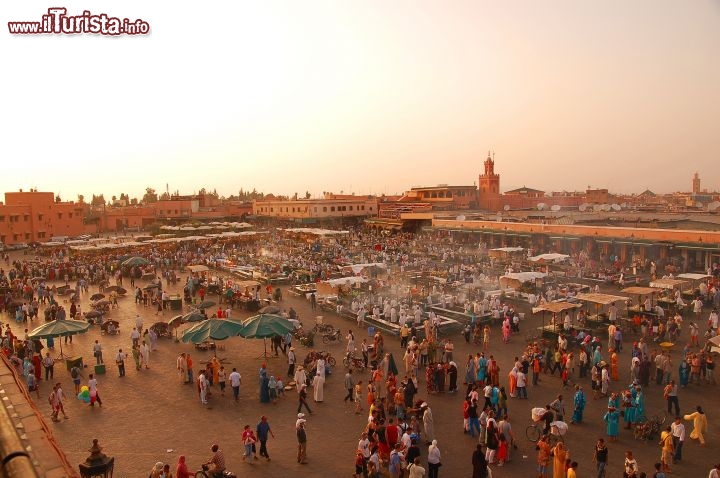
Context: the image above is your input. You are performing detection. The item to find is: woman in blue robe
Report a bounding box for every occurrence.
[490,386,499,412]
[592,347,603,366]
[22,358,33,380]
[634,387,645,422]
[571,386,586,423]
[603,407,620,441]
[623,390,635,428]
[678,360,690,387]
[476,355,487,383]
[259,365,270,403]
[465,355,476,385]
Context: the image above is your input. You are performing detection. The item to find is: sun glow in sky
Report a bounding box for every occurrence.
[1,1,719,201]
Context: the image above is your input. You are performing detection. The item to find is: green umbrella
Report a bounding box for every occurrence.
[239,313,296,339]
[240,314,296,359]
[122,256,150,268]
[181,318,246,344]
[259,305,282,315]
[182,310,207,323]
[28,319,90,359]
[195,300,217,310]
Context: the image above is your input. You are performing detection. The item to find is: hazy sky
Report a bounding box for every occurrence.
[2,1,719,202]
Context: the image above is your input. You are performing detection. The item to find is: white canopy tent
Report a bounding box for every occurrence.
[676,273,711,281]
[529,253,571,263]
[324,276,368,287]
[500,271,547,289]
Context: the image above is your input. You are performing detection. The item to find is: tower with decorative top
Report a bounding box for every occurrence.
[478,151,501,210]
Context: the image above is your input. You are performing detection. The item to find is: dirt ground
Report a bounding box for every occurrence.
[13,261,717,478]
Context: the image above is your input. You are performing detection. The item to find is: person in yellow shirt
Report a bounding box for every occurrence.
[566,461,578,478]
[683,405,708,446]
[659,426,674,474]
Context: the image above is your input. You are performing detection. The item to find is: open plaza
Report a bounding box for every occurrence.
[1,227,719,478]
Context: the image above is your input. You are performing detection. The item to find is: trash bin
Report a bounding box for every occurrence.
[66,355,83,371]
[367,326,375,337]
[95,364,106,375]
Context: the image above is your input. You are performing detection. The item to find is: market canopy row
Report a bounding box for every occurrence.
[574,292,628,305]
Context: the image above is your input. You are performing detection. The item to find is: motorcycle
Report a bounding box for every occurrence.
[296,328,315,347]
[304,350,337,367]
[195,463,236,478]
[343,351,365,370]
[322,328,342,344]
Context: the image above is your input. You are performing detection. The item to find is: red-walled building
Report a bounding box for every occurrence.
[97,196,253,232]
[0,190,86,245]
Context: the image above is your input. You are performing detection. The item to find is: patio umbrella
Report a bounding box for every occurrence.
[143,284,160,291]
[169,314,185,328]
[239,314,296,359]
[122,256,150,268]
[90,293,105,301]
[182,310,207,323]
[194,300,217,310]
[28,319,90,359]
[259,305,282,315]
[83,310,103,320]
[105,286,127,294]
[181,318,246,355]
[168,314,185,339]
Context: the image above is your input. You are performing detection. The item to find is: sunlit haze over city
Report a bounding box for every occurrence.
[2,1,719,200]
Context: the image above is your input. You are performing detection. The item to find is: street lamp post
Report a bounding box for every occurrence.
[78,439,114,478]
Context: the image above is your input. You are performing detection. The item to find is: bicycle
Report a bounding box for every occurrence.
[633,412,667,442]
[526,422,564,447]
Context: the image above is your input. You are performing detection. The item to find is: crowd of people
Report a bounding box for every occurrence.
[2,228,720,477]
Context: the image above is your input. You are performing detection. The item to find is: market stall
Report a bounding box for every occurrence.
[499,271,547,294]
[622,287,661,326]
[532,301,581,339]
[574,292,628,332]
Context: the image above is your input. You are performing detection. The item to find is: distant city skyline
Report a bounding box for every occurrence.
[2,1,719,201]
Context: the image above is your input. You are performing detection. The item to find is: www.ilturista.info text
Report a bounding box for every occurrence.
[8,8,150,35]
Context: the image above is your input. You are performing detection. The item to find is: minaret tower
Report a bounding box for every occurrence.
[692,172,700,195]
[478,150,501,210]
